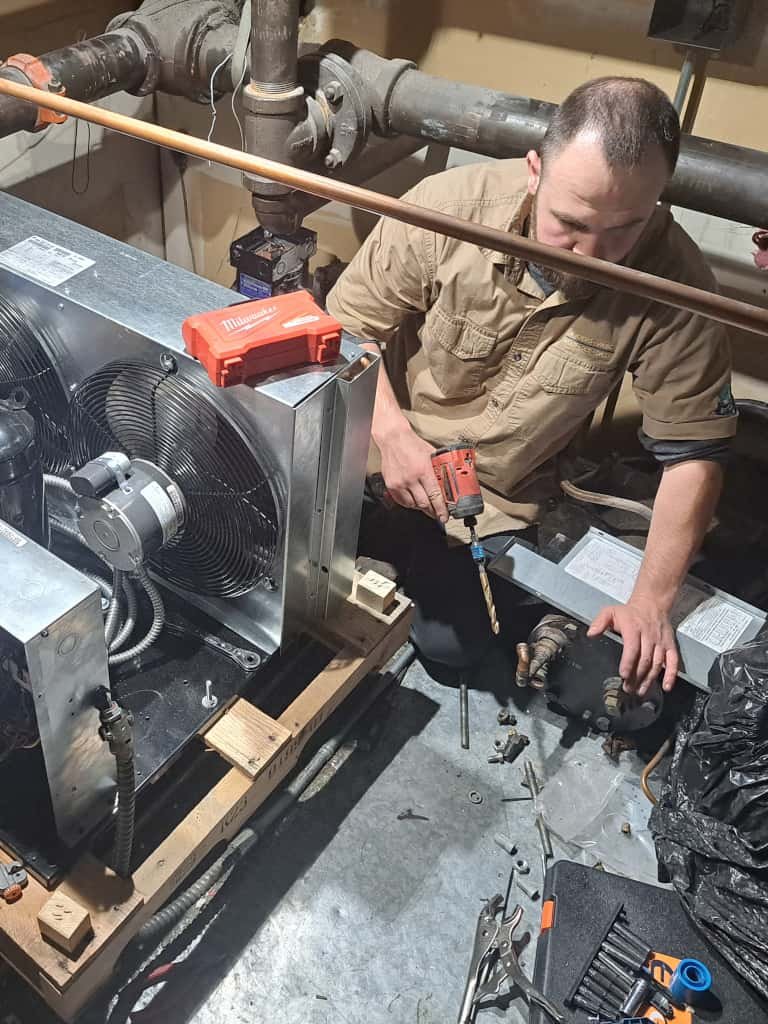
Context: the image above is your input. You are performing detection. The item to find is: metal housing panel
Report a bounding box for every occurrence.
[490,528,766,690]
[0,526,114,845]
[0,193,378,650]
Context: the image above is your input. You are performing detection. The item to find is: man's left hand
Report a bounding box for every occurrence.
[588,596,679,696]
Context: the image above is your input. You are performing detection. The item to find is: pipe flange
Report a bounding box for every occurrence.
[366,56,415,136]
[119,26,160,97]
[299,52,369,169]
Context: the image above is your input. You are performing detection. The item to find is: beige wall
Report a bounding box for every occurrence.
[0,0,162,256]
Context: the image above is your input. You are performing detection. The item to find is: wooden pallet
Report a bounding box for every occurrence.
[0,587,412,1021]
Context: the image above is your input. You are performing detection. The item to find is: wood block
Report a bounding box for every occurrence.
[353,569,396,615]
[38,894,93,957]
[204,700,292,777]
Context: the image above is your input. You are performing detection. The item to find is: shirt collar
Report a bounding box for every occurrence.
[481,192,671,300]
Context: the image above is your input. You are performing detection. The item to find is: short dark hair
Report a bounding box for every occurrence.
[539,77,680,175]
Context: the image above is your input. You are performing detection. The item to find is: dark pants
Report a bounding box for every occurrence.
[358,497,539,670]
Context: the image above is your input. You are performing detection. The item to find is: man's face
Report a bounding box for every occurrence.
[526,132,670,298]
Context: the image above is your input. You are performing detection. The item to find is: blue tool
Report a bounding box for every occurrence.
[669,957,712,1005]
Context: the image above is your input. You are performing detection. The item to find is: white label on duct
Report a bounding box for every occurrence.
[0,235,95,287]
[141,481,177,545]
[564,536,639,604]
[565,534,754,653]
[677,598,752,653]
[0,520,27,548]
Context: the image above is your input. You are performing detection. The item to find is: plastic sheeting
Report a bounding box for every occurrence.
[651,640,768,1000]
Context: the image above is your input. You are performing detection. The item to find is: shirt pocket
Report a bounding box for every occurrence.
[423,304,498,398]
[530,337,619,396]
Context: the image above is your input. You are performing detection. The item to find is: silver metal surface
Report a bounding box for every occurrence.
[0,525,114,846]
[0,193,378,651]
[490,528,766,691]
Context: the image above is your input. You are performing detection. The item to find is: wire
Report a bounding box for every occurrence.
[206,52,233,157]
[0,131,49,178]
[71,104,92,194]
[230,50,249,152]
[178,169,198,275]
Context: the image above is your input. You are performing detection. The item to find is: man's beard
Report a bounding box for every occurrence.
[528,201,595,301]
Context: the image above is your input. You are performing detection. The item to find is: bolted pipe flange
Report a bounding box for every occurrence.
[298,51,369,170]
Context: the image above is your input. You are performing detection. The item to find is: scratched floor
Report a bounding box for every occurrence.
[0,651,652,1024]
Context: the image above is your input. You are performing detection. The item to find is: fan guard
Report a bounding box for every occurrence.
[68,360,279,598]
[0,293,70,473]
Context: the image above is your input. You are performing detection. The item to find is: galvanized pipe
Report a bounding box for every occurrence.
[2,77,768,338]
[250,0,301,93]
[381,62,768,228]
[0,32,150,136]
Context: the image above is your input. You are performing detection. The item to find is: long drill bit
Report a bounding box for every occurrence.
[469,524,499,634]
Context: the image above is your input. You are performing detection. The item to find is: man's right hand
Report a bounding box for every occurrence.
[377,423,448,522]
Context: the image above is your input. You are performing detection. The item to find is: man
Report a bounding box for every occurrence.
[327,77,737,696]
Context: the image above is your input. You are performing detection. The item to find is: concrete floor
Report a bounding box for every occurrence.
[0,653,654,1024]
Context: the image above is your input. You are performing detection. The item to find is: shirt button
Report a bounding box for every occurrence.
[512,352,522,362]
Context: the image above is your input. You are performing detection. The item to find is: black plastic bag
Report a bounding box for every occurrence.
[651,641,768,1000]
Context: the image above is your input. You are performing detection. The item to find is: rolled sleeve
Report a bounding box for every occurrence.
[326,181,435,344]
[630,307,738,442]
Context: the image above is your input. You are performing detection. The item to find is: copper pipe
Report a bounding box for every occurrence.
[641,735,673,806]
[2,77,768,337]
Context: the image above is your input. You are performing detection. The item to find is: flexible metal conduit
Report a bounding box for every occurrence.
[1,77,767,339]
[136,641,417,943]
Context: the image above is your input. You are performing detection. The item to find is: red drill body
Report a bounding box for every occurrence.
[430,444,499,634]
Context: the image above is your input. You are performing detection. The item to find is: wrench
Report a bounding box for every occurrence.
[165,618,262,672]
[476,904,565,1023]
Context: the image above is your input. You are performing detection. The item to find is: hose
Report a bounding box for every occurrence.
[50,515,91,549]
[110,574,138,653]
[108,568,165,667]
[84,571,113,602]
[136,641,417,944]
[560,478,654,521]
[43,472,74,497]
[104,569,125,647]
[641,735,674,806]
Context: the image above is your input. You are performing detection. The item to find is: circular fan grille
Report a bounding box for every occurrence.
[0,293,70,472]
[68,360,279,598]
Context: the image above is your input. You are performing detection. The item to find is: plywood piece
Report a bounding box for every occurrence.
[353,569,397,615]
[0,851,143,994]
[38,894,92,957]
[310,590,411,653]
[203,701,292,778]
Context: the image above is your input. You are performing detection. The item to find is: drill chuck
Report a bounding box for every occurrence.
[470,540,485,563]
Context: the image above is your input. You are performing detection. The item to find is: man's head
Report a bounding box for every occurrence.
[527,77,680,298]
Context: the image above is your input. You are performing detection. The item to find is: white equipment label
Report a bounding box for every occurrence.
[0,520,27,548]
[564,536,638,604]
[676,598,752,653]
[565,534,753,653]
[0,235,95,287]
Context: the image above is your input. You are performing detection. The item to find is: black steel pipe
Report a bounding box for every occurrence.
[0,31,149,135]
[250,0,301,93]
[381,62,768,229]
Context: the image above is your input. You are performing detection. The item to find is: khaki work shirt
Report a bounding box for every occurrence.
[327,160,738,537]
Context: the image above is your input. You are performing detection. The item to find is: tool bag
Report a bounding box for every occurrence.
[651,639,768,1000]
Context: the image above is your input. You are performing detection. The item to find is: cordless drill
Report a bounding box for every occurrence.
[431,444,499,635]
